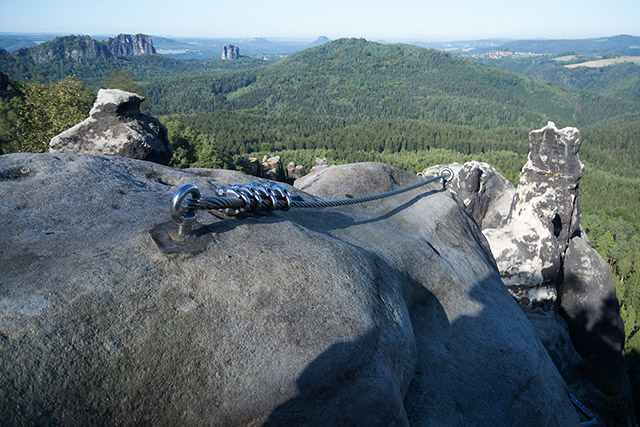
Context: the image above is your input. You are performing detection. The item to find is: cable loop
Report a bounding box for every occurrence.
[170,184,201,237]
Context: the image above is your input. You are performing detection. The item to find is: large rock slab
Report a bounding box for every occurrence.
[49,89,173,165]
[0,154,578,425]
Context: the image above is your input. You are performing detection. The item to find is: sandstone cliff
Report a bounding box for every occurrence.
[0,154,579,425]
[14,34,155,63]
[221,44,240,60]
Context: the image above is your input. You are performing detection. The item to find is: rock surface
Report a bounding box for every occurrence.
[0,154,579,426]
[221,44,240,60]
[561,235,627,392]
[295,161,422,199]
[483,122,584,308]
[309,156,329,174]
[245,157,261,177]
[49,89,173,165]
[425,123,586,309]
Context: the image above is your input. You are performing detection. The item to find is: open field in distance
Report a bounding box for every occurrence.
[565,56,640,68]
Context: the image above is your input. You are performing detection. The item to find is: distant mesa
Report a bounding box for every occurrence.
[221,44,240,60]
[13,34,155,63]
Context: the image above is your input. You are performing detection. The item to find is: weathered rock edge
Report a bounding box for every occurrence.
[0,154,578,426]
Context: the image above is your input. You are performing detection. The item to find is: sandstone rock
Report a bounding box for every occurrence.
[309,156,329,174]
[0,154,579,426]
[525,311,582,381]
[561,235,628,392]
[517,121,583,254]
[49,89,173,165]
[261,155,285,181]
[105,34,155,57]
[245,157,261,177]
[429,122,629,416]
[295,161,423,200]
[286,161,306,183]
[483,122,583,309]
[420,161,515,229]
[221,44,240,60]
[24,34,155,63]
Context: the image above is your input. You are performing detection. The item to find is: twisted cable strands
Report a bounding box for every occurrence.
[171,167,454,237]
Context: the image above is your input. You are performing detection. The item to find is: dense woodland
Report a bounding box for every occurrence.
[1,37,640,415]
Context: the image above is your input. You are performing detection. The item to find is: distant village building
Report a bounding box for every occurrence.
[221,44,240,60]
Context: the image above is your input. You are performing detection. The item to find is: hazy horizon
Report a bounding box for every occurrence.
[2,32,639,45]
[1,0,638,42]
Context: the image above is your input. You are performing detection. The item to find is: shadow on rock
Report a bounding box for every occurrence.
[265,268,578,426]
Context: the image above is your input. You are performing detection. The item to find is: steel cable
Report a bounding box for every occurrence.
[171,167,454,236]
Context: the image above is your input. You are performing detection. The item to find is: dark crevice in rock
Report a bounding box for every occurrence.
[426,241,441,257]
[552,214,562,238]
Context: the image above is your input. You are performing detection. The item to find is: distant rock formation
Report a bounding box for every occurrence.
[286,161,306,183]
[14,34,155,63]
[309,157,329,173]
[261,155,285,181]
[0,155,579,425]
[104,34,156,57]
[49,89,173,164]
[221,44,240,60]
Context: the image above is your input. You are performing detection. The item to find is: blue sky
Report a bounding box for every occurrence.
[1,0,638,41]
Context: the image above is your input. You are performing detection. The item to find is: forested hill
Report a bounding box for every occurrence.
[145,38,640,128]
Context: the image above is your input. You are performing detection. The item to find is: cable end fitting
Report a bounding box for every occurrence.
[171,184,201,237]
[439,167,455,185]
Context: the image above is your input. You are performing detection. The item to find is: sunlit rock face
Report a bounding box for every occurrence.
[426,122,583,309]
[418,161,515,230]
[25,34,155,63]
